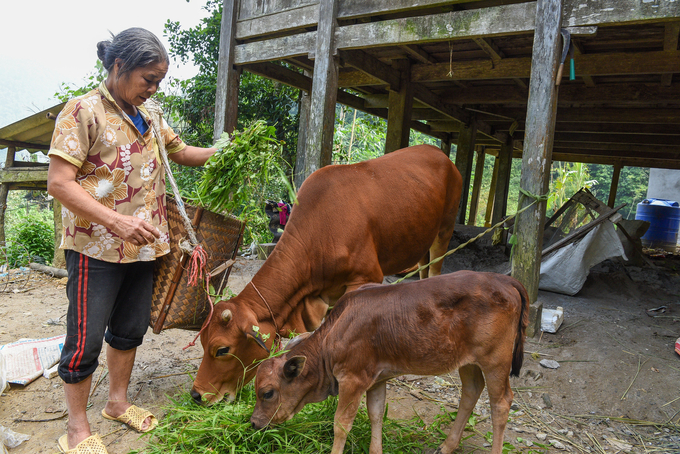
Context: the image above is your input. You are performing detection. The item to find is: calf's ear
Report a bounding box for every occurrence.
[283,356,307,380]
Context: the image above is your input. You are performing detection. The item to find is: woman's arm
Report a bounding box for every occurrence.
[47,156,160,246]
[168,145,217,167]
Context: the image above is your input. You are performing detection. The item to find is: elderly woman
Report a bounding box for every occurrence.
[47,28,216,453]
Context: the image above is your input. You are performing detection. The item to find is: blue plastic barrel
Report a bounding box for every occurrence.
[635,198,680,251]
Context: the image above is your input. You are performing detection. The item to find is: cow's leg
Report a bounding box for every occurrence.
[427,227,455,277]
[418,252,430,279]
[436,365,485,454]
[484,369,514,454]
[331,382,365,454]
[366,381,387,454]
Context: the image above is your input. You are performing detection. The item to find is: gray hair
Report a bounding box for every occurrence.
[97,27,169,77]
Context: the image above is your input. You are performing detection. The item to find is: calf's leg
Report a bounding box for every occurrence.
[331,381,365,454]
[366,381,387,454]
[484,368,514,454]
[436,365,485,454]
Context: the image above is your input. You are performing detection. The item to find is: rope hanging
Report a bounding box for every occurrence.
[392,188,548,284]
[145,100,213,349]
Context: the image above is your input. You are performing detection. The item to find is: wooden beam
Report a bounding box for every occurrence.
[411,84,471,125]
[551,141,680,154]
[467,146,486,226]
[485,155,499,227]
[551,132,680,147]
[492,140,513,226]
[455,118,477,225]
[399,45,437,65]
[234,0,680,65]
[214,0,240,142]
[340,49,400,90]
[608,162,623,208]
[661,22,680,86]
[385,60,413,153]
[436,83,680,106]
[295,71,312,189]
[550,152,680,169]
[305,0,341,178]
[0,168,50,183]
[236,0,677,41]
[512,0,562,338]
[0,139,49,151]
[474,107,680,124]
[410,50,680,83]
[243,62,312,92]
[441,136,452,158]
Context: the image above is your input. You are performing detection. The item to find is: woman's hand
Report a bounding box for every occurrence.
[48,155,160,245]
[110,213,161,246]
[169,145,217,166]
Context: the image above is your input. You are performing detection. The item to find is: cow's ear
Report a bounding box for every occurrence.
[283,356,306,380]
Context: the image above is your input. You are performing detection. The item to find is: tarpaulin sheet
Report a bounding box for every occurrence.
[539,221,627,296]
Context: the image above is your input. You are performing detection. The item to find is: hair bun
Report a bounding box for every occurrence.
[96,41,110,62]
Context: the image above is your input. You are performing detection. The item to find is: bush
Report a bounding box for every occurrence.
[4,215,54,267]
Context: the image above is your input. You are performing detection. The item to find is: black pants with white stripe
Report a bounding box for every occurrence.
[58,250,154,384]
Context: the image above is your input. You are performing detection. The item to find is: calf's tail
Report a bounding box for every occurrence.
[510,281,530,377]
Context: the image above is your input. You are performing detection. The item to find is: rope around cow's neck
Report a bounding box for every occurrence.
[392,189,548,284]
[250,281,280,337]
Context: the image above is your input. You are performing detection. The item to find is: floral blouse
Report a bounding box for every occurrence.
[48,82,187,263]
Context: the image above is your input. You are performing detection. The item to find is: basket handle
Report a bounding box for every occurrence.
[153,205,205,334]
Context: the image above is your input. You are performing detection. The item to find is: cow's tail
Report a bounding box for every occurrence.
[510,280,530,377]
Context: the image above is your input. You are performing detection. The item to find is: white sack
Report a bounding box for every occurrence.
[539,221,626,296]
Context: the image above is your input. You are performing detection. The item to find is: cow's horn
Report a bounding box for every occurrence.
[221,309,233,322]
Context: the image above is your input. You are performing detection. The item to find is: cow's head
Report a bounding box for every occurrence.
[250,354,318,429]
[190,299,276,405]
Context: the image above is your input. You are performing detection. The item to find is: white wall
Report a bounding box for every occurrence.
[647,169,680,203]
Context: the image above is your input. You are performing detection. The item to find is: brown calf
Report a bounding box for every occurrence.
[191,145,462,404]
[251,271,529,454]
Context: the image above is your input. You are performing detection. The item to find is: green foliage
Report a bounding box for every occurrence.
[140,385,466,454]
[3,196,54,267]
[191,121,290,246]
[333,105,442,165]
[547,162,597,216]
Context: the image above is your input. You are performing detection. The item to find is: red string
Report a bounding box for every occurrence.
[183,245,213,350]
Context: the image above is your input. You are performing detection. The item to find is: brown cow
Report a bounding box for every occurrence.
[191,144,462,404]
[251,271,529,454]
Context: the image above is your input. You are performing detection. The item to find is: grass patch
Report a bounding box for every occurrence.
[137,384,450,453]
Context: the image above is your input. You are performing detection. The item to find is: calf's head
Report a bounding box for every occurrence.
[190,300,275,405]
[250,354,317,430]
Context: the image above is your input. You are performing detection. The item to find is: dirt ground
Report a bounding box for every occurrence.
[1,231,680,454]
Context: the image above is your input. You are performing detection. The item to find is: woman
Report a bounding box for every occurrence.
[47,28,216,453]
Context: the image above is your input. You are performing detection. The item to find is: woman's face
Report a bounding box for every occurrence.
[112,60,168,113]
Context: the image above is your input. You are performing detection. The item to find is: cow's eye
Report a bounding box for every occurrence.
[263,390,274,400]
[215,347,230,357]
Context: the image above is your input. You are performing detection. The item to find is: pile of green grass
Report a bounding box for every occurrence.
[138,384,450,453]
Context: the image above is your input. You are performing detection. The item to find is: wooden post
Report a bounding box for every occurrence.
[511,0,563,338]
[213,0,241,142]
[304,0,340,178]
[467,146,486,226]
[492,140,513,225]
[294,72,312,190]
[441,136,452,158]
[485,156,499,227]
[0,146,16,244]
[608,162,623,208]
[384,60,413,153]
[52,199,65,268]
[454,118,477,225]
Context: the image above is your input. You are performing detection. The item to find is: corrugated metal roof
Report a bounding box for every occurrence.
[0,103,66,152]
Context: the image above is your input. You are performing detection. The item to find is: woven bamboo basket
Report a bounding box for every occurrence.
[150,196,245,334]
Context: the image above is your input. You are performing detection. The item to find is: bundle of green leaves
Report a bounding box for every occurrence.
[191,120,293,245]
